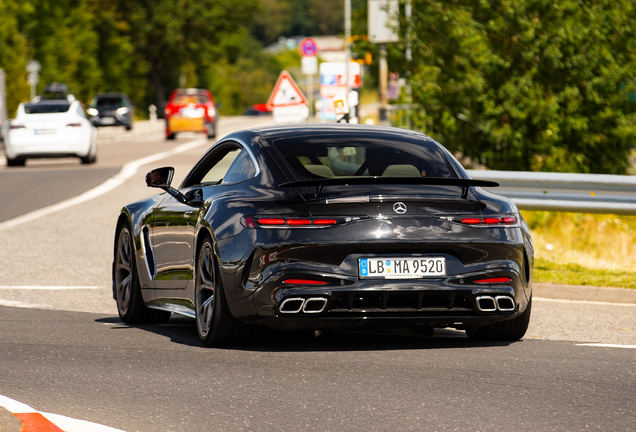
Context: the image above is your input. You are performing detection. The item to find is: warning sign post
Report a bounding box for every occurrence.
[266,71,309,124]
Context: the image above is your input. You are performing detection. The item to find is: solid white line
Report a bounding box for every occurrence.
[0,285,102,290]
[0,137,207,232]
[43,412,127,432]
[576,343,636,349]
[534,297,636,307]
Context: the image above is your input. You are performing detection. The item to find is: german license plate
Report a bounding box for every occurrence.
[34,129,56,135]
[359,257,446,279]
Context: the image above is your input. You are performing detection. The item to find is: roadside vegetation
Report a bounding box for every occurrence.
[522,211,636,288]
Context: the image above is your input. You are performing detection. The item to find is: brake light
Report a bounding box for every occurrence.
[283,279,329,285]
[258,218,285,225]
[66,123,82,127]
[9,124,25,129]
[460,217,517,226]
[474,277,512,284]
[252,217,339,227]
[313,219,337,225]
[286,219,311,225]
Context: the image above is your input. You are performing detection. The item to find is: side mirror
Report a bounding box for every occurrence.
[146,167,174,188]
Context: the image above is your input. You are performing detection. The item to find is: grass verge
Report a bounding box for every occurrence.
[522,211,636,289]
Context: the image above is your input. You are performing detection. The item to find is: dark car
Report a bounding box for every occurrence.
[87,92,133,130]
[112,124,534,346]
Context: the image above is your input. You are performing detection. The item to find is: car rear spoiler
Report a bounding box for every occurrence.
[279,177,500,199]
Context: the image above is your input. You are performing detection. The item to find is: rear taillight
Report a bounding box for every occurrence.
[247,217,338,227]
[9,124,25,129]
[474,277,512,284]
[459,216,517,226]
[66,123,82,127]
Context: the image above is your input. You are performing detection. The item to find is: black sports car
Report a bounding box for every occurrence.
[113,124,533,346]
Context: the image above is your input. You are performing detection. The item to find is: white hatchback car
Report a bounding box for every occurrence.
[2,98,98,167]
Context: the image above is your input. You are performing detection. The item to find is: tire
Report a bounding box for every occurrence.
[206,122,216,140]
[166,132,176,140]
[80,152,97,164]
[466,297,532,341]
[6,157,25,167]
[195,235,247,347]
[113,221,171,324]
[125,124,132,131]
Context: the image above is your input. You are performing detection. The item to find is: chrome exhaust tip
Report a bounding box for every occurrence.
[495,296,516,312]
[280,298,305,314]
[302,297,328,314]
[476,296,497,312]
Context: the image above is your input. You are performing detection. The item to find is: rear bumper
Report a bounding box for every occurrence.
[4,132,92,158]
[232,266,531,331]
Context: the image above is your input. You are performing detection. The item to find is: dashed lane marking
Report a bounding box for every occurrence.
[576,343,636,349]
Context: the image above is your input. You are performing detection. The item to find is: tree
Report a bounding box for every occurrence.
[404,0,636,174]
[0,0,32,116]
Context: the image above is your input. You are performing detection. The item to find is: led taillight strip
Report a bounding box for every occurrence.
[461,217,517,225]
[256,218,337,226]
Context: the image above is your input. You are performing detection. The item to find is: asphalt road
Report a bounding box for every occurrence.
[0,119,635,431]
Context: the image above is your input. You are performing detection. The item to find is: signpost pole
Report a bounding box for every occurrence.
[344,0,351,123]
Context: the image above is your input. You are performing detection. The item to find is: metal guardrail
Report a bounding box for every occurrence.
[467,170,636,215]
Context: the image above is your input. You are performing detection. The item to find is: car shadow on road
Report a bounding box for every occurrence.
[95,315,518,351]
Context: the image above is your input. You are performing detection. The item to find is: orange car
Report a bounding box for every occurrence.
[164,88,217,140]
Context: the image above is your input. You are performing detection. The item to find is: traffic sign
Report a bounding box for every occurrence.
[299,38,319,57]
[266,71,308,109]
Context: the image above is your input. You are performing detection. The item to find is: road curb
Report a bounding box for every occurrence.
[534,282,636,304]
[0,406,22,432]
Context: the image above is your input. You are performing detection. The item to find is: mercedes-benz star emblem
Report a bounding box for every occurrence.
[393,202,407,214]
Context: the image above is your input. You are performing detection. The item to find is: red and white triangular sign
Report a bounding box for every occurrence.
[266,71,308,109]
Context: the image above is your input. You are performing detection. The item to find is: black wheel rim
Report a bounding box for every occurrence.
[114,227,133,316]
[196,242,215,337]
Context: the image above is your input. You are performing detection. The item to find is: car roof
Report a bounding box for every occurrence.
[245,123,431,141]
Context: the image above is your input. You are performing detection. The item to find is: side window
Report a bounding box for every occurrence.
[199,147,257,185]
[221,149,257,184]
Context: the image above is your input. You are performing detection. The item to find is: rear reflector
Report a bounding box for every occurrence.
[283,279,329,285]
[474,277,512,284]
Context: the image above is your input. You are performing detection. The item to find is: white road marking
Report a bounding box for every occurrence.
[0,285,102,290]
[0,299,52,309]
[534,297,636,307]
[576,343,636,349]
[0,137,207,232]
[0,395,126,432]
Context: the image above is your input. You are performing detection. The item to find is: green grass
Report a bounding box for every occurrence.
[534,258,636,289]
[522,211,636,289]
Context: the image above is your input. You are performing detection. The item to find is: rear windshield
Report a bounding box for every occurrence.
[24,103,70,114]
[271,136,458,179]
[172,92,209,105]
[95,97,123,107]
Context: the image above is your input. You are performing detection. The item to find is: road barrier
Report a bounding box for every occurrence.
[467,170,636,215]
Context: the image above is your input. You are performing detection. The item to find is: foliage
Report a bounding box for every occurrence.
[0,0,31,115]
[521,210,636,287]
[403,0,636,174]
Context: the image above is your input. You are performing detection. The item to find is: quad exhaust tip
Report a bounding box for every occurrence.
[280,297,328,314]
[476,295,516,312]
